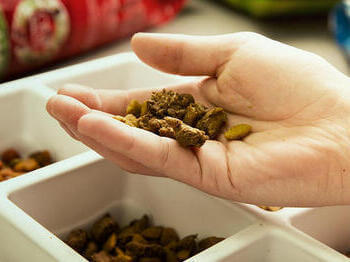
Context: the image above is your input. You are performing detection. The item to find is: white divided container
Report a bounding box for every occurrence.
[4,156,256,261]
[0,52,349,262]
[0,84,88,163]
[40,53,197,90]
[290,206,350,254]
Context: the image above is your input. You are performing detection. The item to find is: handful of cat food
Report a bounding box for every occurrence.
[66,214,224,262]
[113,90,252,147]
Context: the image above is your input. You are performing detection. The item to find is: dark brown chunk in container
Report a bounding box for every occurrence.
[125,242,164,258]
[132,234,148,244]
[141,226,163,240]
[66,229,88,253]
[1,148,20,164]
[115,248,133,262]
[13,158,40,172]
[91,250,113,262]
[29,150,53,167]
[0,167,22,181]
[177,235,197,256]
[91,214,119,243]
[103,233,118,253]
[198,237,225,252]
[176,249,191,261]
[160,228,179,246]
[129,215,150,233]
[138,257,162,262]
[164,247,178,262]
[83,241,99,260]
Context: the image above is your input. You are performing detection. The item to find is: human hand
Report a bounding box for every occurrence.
[47,32,350,207]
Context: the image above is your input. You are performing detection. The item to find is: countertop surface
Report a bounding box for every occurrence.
[40,0,349,77]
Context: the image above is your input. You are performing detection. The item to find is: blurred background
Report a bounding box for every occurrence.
[0,0,348,81]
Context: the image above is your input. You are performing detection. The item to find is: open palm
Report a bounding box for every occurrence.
[47,33,350,206]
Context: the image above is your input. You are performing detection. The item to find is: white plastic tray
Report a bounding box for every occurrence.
[0,53,348,262]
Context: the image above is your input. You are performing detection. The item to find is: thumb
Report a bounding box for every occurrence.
[131,33,253,76]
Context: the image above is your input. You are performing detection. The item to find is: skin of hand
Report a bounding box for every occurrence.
[46,32,350,207]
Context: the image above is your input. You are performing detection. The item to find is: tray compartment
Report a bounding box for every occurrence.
[7,158,258,261]
[43,54,196,91]
[0,85,88,166]
[290,206,350,255]
[190,224,345,262]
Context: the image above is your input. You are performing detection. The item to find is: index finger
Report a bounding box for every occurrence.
[53,81,207,116]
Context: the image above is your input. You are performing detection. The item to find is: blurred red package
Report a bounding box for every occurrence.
[0,0,186,81]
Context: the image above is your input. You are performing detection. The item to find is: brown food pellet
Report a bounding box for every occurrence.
[177,235,197,252]
[115,248,133,262]
[141,226,163,240]
[84,241,99,260]
[183,103,207,126]
[164,247,178,262]
[196,107,227,139]
[92,214,119,243]
[125,241,164,258]
[198,237,225,252]
[138,258,162,262]
[129,215,150,233]
[66,229,88,253]
[160,228,179,246]
[13,158,40,172]
[29,150,53,167]
[103,233,117,252]
[0,168,22,181]
[176,249,191,261]
[259,206,283,212]
[1,148,20,164]
[9,158,21,168]
[91,250,113,262]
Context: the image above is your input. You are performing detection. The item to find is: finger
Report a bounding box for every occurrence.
[53,106,162,176]
[58,84,103,110]
[76,133,162,177]
[77,112,203,186]
[47,94,91,130]
[131,32,262,76]
[57,82,206,115]
[59,121,79,140]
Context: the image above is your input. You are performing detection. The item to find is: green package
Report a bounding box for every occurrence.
[220,0,339,18]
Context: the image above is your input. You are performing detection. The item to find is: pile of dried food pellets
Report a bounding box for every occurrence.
[0,148,53,181]
[66,214,224,262]
[113,90,252,148]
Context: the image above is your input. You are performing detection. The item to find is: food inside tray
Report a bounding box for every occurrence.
[113,90,252,148]
[259,206,283,212]
[0,148,53,181]
[66,214,225,262]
